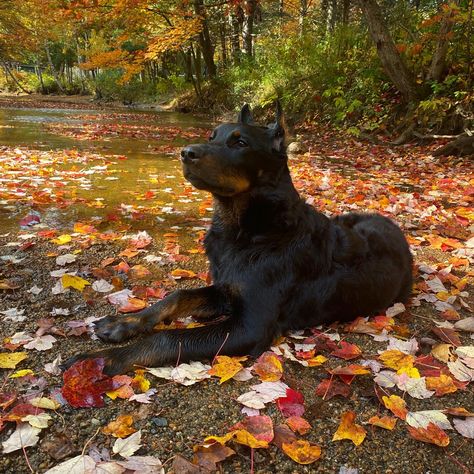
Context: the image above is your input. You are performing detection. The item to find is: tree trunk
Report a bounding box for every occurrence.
[426,2,459,83]
[229,8,242,64]
[35,63,45,94]
[243,0,257,58]
[220,22,227,66]
[299,0,308,35]
[0,60,30,94]
[193,0,217,78]
[356,0,418,103]
[342,0,351,25]
[326,0,336,34]
[45,43,65,93]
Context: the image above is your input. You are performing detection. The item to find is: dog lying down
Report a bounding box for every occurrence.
[65,103,413,375]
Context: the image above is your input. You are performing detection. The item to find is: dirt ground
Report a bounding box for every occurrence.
[0,95,473,473]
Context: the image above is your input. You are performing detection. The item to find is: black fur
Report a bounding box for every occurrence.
[65,104,413,375]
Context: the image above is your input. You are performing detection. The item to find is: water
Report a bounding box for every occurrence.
[0,106,213,233]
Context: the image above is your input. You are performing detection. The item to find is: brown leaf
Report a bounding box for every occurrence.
[431,327,461,347]
[192,443,235,471]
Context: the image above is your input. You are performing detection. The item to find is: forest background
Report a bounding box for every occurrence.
[1,0,473,143]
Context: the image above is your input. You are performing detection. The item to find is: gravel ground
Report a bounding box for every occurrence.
[0,231,473,474]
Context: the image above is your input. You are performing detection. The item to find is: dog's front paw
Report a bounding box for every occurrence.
[62,349,131,376]
[94,314,142,343]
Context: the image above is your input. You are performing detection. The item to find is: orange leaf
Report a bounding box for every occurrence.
[426,374,458,396]
[367,415,397,430]
[406,422,450,447]
[253,352,283,381]
[171,269,197,279]
[286,416,311,435]
[102,414,136,438]
[382,395,408,420]
[118,298,147,313]
[208,356,247,384]
[282,440,321,464]
[129,265,152,279]
[332,411,367,446]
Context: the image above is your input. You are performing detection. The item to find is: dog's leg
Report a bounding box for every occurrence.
[94,286,226,343]
[64,316,272,376]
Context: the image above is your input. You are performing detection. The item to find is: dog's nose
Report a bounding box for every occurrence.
[180,146,200,164]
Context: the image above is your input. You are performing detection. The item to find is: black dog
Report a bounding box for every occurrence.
[66,104,413,375]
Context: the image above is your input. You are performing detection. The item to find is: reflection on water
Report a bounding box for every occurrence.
[0,106,213,233]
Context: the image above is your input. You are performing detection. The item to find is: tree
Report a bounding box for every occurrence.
[356,0,419,103]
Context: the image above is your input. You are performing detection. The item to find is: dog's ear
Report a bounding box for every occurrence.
[237,104,254,125]
[268,100,286,152]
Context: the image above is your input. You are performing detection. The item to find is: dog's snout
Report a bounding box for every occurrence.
[181,146,200,164]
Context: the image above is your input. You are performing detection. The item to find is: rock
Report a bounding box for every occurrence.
[287,141,303,154]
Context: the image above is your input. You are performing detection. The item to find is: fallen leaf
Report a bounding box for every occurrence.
[112,430,142,457]
[382,395,408,420]
[0,351,27,369]
[367,415,397,430]
[43,454,96,473]
[330,341,362,360]
[61,274,90,291]
[209,355,247,384]
[453,418,474,439]
[286,416,311,435]
[192,442,235,471]
[103,414,137,438]
[332,411,367,446]
[315,377,351,399]
[252,351,283,381]
[2,423,41,453]
[406,422,450,447]
[62,358,116,408]
[431,327,461,347]
[282,440,322,464]
[406,410,452,430]
[277,388,305,417]
[379,349,415,371]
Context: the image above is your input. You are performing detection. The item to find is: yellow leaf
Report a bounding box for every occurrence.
[52,234,72,245]
[9,369,34,378]
[379,349,414,371]
[61,274,90,291]
[208,356,247,384]
[29,397,60,410]
[282,440,321,464]
[332,411,367,446]
[0,351,28,369]
[306,355,328,367]
[205,429,268,449]
[396,366,420,378]
[132,370,150,392]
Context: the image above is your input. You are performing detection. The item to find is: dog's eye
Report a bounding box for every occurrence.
[235,139,248,147]
[208,133,215,142]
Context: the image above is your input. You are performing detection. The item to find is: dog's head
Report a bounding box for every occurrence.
[180,103,287,197]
